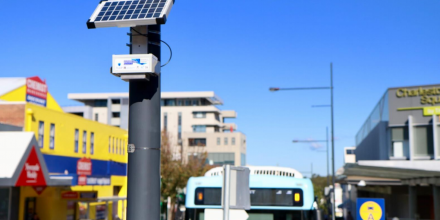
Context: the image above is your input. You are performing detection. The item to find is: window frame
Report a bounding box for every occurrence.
[90,132,95,155]
[49,123,55,150]
[82,131,87,154]
[38,121,44,148]
[74,129,79,153]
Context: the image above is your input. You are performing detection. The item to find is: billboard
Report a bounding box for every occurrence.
[26,76,47,107]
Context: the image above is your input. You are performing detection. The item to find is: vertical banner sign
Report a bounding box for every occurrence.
[16,146,47,186]
[77,158,92,176]
[357,198,385,220]
[26,76,48,107]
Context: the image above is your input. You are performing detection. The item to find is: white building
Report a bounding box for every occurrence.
[63,91,246,166]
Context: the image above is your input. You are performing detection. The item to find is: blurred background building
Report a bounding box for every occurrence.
[64,91,247,166]
[337,84,440,220]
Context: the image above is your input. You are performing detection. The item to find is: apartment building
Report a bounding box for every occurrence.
[64,91,247,166]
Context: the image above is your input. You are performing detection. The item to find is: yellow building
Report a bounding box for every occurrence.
[0,77,128,220]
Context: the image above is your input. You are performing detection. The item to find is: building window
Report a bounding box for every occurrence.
[193,112,206,118]
[83,131,87,154]
[113,137,115,154]
[38,121,44,148]
[95,113,99,121]
[74,129,79,153]
[112,112,120,118]
[109,137,111,153]
[177,99,183,106]
[164,99,175,106]
[49,123,55,150]
[178,112,182,140]
[185,100,191,106]
[391,127,409,158]
[164,113,168,131]
[231,137,236,145]
[346,149,355,155]
[217,137,221,145]
[215,113,220,121]
[193,125,206,133]
[94,100,107,107]
[224,137,228,145]
[241,153,246,166]
[207,153,235,166]
[192,99,198,106]
[189,138,206,147]
[413,126,434,157]
[122,140,125,155]
[112,99,121,104]
[116,138,119,154]
[90,132,94,155]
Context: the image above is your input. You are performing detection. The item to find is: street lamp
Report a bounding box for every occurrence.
[292,127,330,186]
[86,1,175,220]
[270,63,336,220]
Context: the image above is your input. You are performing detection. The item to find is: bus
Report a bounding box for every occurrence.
[185,166,317,220]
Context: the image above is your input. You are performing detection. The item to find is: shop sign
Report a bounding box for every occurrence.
[77,158,92,176]
[357,198,385,220]
[32,186,46,195]
[78,175,87,186]
[16,146,47,186]
[86,176,111,185]
[26,76,48,107]
[61,191,98,200]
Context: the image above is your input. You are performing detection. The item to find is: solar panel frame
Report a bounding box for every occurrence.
[87,0,174,29]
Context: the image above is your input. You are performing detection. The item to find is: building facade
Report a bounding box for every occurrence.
[64,91,247,166]
[337,84,440,220]
[0,77,128,220]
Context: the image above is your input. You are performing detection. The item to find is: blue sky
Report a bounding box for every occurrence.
[1,1,439,176]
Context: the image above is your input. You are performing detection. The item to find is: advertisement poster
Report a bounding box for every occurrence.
[26,76,47,107]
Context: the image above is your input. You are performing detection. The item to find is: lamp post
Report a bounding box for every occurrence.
[270,63,335,220]
[292,127,330,186]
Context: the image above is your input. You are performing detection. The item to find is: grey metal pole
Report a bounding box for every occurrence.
[326,127,329,186]
[223,165,231,220]
[330,63,336,220]
[126,25,161,220]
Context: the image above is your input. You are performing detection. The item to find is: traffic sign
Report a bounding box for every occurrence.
[357,198,385,220]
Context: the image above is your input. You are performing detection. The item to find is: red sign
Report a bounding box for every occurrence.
[16,146,47,186]
[26,76,47,99]
[32,186,46,195]
[61,191,79,199]
[77,158,92,176]
[78,175,87,186]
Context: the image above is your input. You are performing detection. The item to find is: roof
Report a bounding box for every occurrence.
[0,132,71,186]
[0,77,26,97]
[68,91,223,105]
[205,166,304,178]
[0,132,34,178]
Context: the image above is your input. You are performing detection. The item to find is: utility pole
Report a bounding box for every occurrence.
[326,127,330,186]
[330,63,336,220]
[126,25,161,220]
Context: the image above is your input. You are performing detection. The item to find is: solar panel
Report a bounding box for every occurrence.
[87,0,174,29]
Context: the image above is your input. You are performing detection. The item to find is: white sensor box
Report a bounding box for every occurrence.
[112,54,158,75]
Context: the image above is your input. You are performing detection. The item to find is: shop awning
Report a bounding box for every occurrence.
[337,162,440,186]
[0,132,71,187]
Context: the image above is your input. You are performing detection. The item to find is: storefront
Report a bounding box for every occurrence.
[0,76,129,220]
[337,84,440,220]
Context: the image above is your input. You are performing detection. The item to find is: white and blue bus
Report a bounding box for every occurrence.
[185,166,317,220]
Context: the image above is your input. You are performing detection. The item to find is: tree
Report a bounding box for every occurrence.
[160,131,212,220]
[311,174,330,215]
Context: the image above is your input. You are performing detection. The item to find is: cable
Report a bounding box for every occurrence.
[130,28,172,67]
